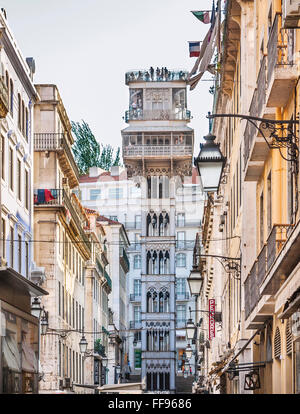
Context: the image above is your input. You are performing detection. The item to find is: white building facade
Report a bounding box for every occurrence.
[79,68,203,392]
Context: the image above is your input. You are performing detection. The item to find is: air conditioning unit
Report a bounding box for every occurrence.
[283,0,300,28]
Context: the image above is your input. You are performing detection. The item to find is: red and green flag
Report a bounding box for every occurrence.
[191,11,211,24]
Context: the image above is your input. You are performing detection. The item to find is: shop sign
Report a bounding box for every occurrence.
[209,299,215,340]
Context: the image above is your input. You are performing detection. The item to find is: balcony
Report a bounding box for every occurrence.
[120,247,130,273]
[175,292,190,301]
[34,133,80,188]
[34,188,91,254]
[0,76,9,118]
[130,321,142,329]
[175,240,195,250]
[127,243,142,252]
[243,14,297,180]
[125,109,191,122]
[266,13,298,108]
[176,220,201,228]
[244,224,290,325]
[125,69,188,85]
[104,269,112,289]
[130,293,142,302]
[123,145,193,159]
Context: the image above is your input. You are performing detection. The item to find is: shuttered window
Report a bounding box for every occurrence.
[286,321,292,356]
[274,327,281,359]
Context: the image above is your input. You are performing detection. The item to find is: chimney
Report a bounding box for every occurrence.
[111,166,120,177]
[89,167,102,177]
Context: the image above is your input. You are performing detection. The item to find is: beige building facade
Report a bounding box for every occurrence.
[198,0,300,394]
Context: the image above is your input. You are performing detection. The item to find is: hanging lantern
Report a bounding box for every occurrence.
[244,370,261,390]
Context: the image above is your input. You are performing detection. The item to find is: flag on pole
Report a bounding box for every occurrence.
[188,41,201,57]
[191,11,210,24]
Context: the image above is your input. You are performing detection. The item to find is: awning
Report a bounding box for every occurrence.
[97,382,144,394]
[0,267,48,298]
[2,336,21,372]
[275,261,300,314]
[22,342,38,373]
[221,329,261,374]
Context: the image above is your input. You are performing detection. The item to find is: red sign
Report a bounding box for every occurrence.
[209,299,215,340]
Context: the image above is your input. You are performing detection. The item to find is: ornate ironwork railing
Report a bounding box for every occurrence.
[34,188,91,253]
[123,145,193,157]
[244,261,258,320]
[34,133,80,181]
[125,69,188,84]
[266,224,291,273]
[125,109,191,122]
[130,293,142,302]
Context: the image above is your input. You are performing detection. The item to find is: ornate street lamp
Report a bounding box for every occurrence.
[40,311,49,335]
[244,370,261,390]
[194,132,226,193]
[186,344,193,360]
[102,355,108,369]
[187,267,204,296]
[31,297,43,319]
[79,334,88,354]
[186,318,196,342]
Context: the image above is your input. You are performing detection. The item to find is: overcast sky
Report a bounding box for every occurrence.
[2,0,216,155]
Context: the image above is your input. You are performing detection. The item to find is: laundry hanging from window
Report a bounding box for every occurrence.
[34,189,58,204]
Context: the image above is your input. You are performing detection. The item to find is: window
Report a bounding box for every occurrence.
[177,213,185,227]
[58,281,61,317]
[176,278,186,295]
[18,234,22,273]
[133,279,141,296]
[135,215,141,229]
[176,231,185,249]
[108,188,123,199]
[18,94,21,129]
[109,215,118,221]
[9,147,13,191]
[134,306,141,323]
[17,158,21,201]
[1,135,4,180]
[25,108,29,141]
[10,226,14,268]
[1,218,5,259]
[176,305,186,324]
[9,79,13,116]
[134,255,141,269]
[25,240,29,278]
[176,253,186,267]
[21,101,25,135]
[90,189,101,200]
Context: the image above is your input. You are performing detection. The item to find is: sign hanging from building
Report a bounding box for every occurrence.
[209,299,215,340]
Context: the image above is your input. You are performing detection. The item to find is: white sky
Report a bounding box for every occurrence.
[2,0,216,156]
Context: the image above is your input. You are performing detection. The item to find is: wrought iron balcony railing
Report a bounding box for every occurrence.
[125,109,191,122]
[123,145,193,158]
[34,188,91,253]
[34,133,80,182]
[130,320,142,329]
[120,247,130,272]
[175,292,190,301]
[130,293,142,302]
[125,69,188,84]
[244,224,291,319]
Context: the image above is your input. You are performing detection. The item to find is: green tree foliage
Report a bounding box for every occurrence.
[71,120,121,175]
